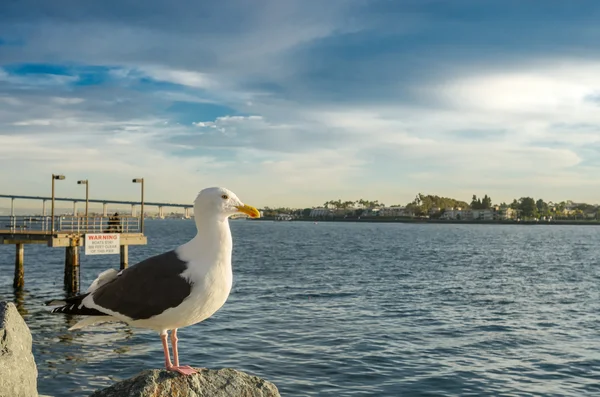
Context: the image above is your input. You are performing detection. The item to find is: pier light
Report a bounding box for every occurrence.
[77,180,89,230]
[132,178,145,233]
[51,174,66,233]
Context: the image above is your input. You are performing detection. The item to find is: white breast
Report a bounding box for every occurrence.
[178,258,234,326]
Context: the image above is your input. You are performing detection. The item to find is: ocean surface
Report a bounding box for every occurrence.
[1,220,600,396]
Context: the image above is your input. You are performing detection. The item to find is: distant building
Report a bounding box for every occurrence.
[363,208,380,216]
[276,214,293,221]
[495,207,516,220]
[309,208,332,217]
[440,208,461,219]
[440,207,516,221]
[429,207,441,216]
[471,209,494,221]
[378,206,411,217]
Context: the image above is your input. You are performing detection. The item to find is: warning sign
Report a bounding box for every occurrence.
[85,233,120,255]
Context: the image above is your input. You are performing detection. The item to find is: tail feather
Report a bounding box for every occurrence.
[46,267,120,317]
[46,293,106,316]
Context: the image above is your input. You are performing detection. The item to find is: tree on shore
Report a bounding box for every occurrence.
[406,193,469,216]
[470,194,492,209]
[518,197,537,218]
[510,199,519,210]
[536,199,551,218]
[323,199,383,209]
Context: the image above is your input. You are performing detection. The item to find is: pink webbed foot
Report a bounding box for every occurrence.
[161,329,200,376]
[167,365,197,375]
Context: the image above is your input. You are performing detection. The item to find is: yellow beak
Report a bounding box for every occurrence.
[235,204,261,218]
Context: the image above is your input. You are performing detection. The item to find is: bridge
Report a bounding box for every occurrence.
[0,194,194,219]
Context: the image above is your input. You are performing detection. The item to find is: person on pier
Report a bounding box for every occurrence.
[106,212,122,233]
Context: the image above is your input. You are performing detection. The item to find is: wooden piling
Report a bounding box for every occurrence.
[120,245,128,270]
[13,243,24,289]
[64,245,80,294]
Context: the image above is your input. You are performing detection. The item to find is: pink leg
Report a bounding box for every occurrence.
[171,328,180,366]
[160,331,174,369]
[161,331,196,376]
[171,329,195,373]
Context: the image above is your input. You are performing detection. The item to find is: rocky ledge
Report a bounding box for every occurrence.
[0,300,279,397]
[0,301,39,397]
[90,368,280,397]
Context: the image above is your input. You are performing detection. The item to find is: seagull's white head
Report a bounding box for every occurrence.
[194,187,260,220]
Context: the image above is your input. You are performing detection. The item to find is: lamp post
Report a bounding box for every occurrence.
[77,180,89,231]
[51,174,65,233]
[132,178,144,233]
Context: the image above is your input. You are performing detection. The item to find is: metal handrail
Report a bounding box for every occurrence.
[0,215,141,234]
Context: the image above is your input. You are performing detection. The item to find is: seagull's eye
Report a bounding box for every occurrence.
[221,194,229,200]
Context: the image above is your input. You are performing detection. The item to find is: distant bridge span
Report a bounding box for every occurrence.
[0,194,192,218]
[0,194,191,208]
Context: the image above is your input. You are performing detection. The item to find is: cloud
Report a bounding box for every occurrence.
[138,67,215,89]
[51,97,85,104]
[2,1,600,207]
[0,67,78,86]
[428,60,600,116]
[193,115,263,128]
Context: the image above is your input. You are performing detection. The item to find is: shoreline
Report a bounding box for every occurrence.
[249,217,600,226]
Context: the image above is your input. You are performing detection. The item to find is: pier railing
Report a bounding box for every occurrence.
[0,215,141,234]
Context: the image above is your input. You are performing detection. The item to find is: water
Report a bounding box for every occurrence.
[1,220,600,396]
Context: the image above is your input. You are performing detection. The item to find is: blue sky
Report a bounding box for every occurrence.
[2,0,600,207]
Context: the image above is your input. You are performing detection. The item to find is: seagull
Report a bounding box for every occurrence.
[46,187,260,375]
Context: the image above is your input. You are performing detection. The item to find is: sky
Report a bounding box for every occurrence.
[2,0,600,209]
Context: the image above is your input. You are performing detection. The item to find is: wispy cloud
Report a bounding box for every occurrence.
[0,67,78,86]
[137,67,216,89]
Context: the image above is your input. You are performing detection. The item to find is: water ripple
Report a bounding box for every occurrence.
[1,221,600,396]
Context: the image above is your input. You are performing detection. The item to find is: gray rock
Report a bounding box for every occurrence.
[89,368,280,397]
[0,301,38,397]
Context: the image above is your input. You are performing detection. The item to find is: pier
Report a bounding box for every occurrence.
[1,177,193,295]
